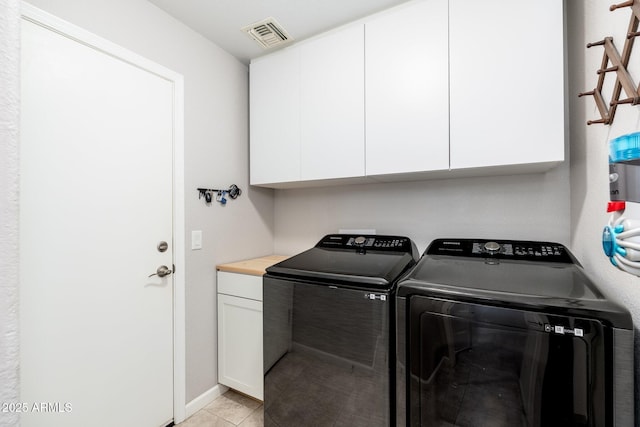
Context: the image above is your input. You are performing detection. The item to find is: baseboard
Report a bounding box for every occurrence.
[185,384,229,419]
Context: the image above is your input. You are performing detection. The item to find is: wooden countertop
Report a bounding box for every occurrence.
[216,255,290,276]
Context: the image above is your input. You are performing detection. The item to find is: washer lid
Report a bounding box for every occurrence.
[402,255,600,299]
[266,234,418,289]
[398,239,633,328]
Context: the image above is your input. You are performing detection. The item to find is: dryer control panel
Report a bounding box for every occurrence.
[427,239,574,263]
[316,234,417,254]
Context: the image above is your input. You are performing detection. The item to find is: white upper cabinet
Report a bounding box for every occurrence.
[250,25,365,186]
[249,48,300,185]
[449,0,564,170]
[300,25,365,181]
[365,0,449,176]
[249,0,565,187]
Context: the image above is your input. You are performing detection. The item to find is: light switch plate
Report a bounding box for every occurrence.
[191,230,202,250]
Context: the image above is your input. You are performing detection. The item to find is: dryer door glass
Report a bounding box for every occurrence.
[408,298,607,427]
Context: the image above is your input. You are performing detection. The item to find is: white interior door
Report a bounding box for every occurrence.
[20,15,176,427]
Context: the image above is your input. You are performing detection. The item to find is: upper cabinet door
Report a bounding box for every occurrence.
[299,25,365,181]
[250,48,301,185]
[365,0,449,176]
[449,0,564,170]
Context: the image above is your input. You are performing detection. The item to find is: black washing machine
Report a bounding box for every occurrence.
[396,239,634,427]
[263,234,418,427]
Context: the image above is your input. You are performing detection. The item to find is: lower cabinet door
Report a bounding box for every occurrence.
[217,293,263,400]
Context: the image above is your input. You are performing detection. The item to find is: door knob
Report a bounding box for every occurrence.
[149,265,172,278]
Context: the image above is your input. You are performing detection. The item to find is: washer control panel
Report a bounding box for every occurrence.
[348,236,409,249]
[317,234,415,253]
[427,239,573,263]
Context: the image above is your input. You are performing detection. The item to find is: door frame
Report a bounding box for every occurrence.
[20,3,187,423]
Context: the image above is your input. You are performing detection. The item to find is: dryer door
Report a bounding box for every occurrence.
[264,276,392,427]
[407,297,607,427]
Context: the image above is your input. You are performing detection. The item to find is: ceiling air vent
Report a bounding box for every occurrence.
[242,17,293,49]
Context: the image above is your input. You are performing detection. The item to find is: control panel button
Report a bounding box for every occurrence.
[484,241,501,254]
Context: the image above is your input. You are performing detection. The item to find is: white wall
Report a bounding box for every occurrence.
[274,158,571,255]
[0,1,20,426]
[22,0,274,403]
[568,0,640,416]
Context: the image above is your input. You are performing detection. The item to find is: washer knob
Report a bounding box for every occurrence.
[354,236,367,246]
[484,241,501,254]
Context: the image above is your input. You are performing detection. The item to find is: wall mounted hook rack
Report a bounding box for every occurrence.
[580,0,640,125]
[197,184,242,205]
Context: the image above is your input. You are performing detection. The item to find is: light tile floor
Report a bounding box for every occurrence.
[178,390,263,427]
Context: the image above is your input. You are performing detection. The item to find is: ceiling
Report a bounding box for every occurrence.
[146,0,411,65]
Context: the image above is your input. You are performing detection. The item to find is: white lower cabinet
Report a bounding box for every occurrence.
[217,271,263,400]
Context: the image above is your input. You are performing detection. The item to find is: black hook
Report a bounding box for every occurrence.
[228,184,241,199]
[197,185,242,205]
